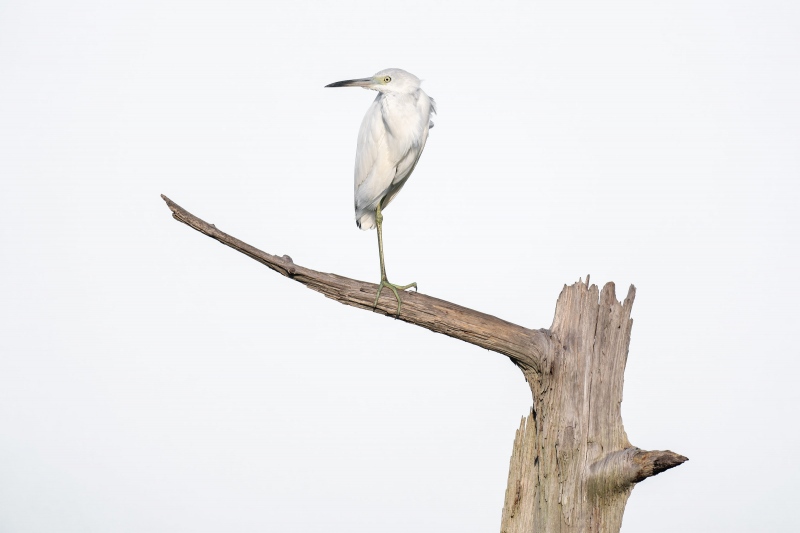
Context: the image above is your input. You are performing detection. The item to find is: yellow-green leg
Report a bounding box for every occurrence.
[372,202,417,315]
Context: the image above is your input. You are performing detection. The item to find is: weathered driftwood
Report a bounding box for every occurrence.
[161,194,687,533]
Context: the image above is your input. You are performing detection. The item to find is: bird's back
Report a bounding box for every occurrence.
[354,89,435,230]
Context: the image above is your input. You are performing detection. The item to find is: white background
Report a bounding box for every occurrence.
[2,0,798,531]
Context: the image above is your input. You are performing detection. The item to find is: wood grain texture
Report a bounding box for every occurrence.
[161,195,547,371]
[500,282,686,533]
[161,195,686,533]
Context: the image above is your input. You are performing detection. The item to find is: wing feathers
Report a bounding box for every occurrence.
[353,90,434,229]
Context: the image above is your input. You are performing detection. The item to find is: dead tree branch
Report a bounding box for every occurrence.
[161,194,686,533]
[161,194,547,372]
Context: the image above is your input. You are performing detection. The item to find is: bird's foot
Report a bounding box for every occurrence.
[373,278,417,316]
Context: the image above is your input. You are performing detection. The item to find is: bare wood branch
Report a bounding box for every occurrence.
[161,194,548,371]
[588,447,688,496]
[162,194,687,533]
[630,449,688,483]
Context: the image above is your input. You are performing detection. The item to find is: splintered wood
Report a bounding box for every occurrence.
[501,281,685,533]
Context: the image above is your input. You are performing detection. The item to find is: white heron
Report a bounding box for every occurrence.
[326,68,436,315]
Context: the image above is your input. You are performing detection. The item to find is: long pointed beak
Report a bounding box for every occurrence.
[325,77,373,88]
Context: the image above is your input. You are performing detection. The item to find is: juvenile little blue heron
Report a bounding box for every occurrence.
[325,68,436,315]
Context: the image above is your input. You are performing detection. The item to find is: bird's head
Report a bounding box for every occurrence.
[325,68,421,94]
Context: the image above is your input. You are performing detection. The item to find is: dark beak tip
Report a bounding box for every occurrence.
[325,80,351,88]
[325,78,371,89]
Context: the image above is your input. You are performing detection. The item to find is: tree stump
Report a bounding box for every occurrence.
[501,281,685,532]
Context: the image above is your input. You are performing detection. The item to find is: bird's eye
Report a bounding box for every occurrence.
[384,76,392,83]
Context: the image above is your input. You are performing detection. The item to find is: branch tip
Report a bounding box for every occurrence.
[631,449,688,483]
[589,446,687,496]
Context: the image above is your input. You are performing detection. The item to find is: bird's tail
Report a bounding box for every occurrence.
[356,212,376,230]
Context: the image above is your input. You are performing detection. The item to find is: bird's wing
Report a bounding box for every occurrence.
[354,96,396,220]
[379,129,428,210]
[380,91,433,209]
[353,90,434,226]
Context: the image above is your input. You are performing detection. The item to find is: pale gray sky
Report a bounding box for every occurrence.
[1,0,798,531]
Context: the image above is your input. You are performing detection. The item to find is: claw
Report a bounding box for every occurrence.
[373,279,417,316]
